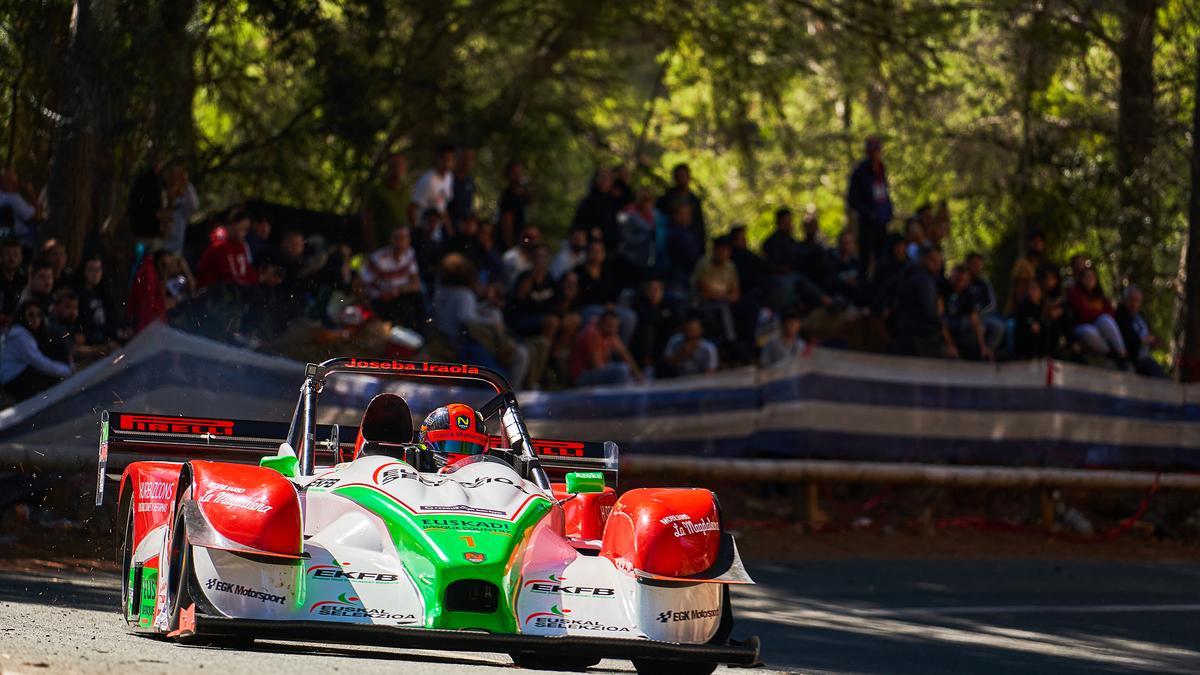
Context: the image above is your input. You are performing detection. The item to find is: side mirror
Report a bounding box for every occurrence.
[564,471,605,494]
[261,443,300,478]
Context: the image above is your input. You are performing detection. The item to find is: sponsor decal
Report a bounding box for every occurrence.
[523,574,614,598]
[418,517,512,533]
[346,357,480,375]
[309,592,416,621]
[374,465,533,496]
[198,487,273,513]
[205,578,285,605]
[656,608,721,623]
[525,605,629,632]
[455,414,471,430]
[139,481,174,501]
[659,514,720,538]
[419,504,507,516]
[137,502,170,513]
[306,477,340,490]
[308,565,399,583]
[119,414,234,436]
[463,552,487,563]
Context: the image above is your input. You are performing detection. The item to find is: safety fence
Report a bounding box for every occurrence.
[1,323,1198,472]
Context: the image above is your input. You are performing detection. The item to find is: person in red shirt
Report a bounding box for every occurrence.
[197,211,259,288]
[569,310,642,387]
[1066,266,1127,364]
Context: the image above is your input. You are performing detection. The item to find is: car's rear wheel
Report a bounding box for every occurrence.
[118,496,136,623]
[509,652,601,671]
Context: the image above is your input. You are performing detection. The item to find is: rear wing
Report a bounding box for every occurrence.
[97,411,618,505]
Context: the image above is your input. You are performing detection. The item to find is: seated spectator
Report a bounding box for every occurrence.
[550,229,588,280]
[944,264,993,360]
[502,226,541,285]
[245,210,272,262]
[691,235,739,344]
[41,239,71,291]
[18,262,55,312]
[127,251,195,334]
[663,200,701,295]
[655,163,706,253]
[964,251,1004,355]
[1115,285,1166,377]
[663,314,719,377]
[0,239,25,322]
[43,289,85,363]
[1013,281,1063,359]
[569,310,642,387]
[889,246,950,359]
[360,227,425,329]
[829,229,861,304]
[473,220,506,284]
[1066,267,1128,365]
[760,309,807,367]
[443,214,490,275]
[0,301,72,401]
[197,212,258,288]
[630,279,678,375]
[433,253,529,388]
[615,188,657,281]
[574,240,637,344]
[276,230,324,303]
[509,245,560,340]
[73,257,121,347]
[1007,229,1053,312]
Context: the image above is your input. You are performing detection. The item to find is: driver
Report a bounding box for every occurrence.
[419,403,491,469]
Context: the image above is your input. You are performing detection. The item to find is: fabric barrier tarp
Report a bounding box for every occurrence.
[2,323,1199,471]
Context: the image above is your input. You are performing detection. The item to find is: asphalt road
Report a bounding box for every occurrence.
[1,560,1198,674]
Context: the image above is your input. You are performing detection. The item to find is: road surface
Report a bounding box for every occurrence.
[1,560,1198,674]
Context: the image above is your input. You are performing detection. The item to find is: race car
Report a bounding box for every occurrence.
[96,357,759,673]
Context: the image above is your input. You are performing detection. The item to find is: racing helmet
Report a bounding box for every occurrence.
[419,403,490,467]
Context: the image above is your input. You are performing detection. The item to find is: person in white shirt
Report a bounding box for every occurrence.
[359,227,425,329]
[162,162,199,254]
[1,301,72,401]
[502,226,541,285]
[550,229,588,280]
[760,310,808,367]
[409,144,456,235]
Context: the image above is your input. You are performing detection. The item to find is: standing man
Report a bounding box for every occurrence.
[447,146,477,229]
[497,160,531,252]
[409,144,456,237]
[361,152,411,252]
[846,136,894,284]
[656,163,706,253]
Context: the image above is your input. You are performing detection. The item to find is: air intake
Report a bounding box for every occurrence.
[444,579,499,613]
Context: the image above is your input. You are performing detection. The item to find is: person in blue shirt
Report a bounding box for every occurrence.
[1,300,72,402]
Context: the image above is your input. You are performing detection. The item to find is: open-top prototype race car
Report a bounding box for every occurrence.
[96,357,759,673]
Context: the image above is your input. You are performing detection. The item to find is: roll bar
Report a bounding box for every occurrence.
[286,357,549,489]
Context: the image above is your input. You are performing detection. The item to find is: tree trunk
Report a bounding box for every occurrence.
[1115,0,1158,287]
[1181,38,1200,381]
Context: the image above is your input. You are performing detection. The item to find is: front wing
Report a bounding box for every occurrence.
[181,611,761,666]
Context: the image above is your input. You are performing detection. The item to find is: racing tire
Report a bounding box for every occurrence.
[165,490,254,649]
[631,585,733,675]
[508,653,601,671]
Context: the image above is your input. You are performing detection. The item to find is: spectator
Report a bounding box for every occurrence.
[655,163,706,252]
[497,160,531,251]
[245,210,273,263]
[360,226,425,329]
[871,233,909,317]
[611,164,635,208]
[250,258,294,340]
[615,187,657,280]
[1115,285,1166,377]
[276,230,325,303]
[964,251,1004,356]
[509,245,561,341]
[569,310,642,387]
[361,152,410,251]
[889,246,950,358]
[162,161,198,254]
[762,208,798,276]
[794,210,838,301]
[663,200,702,295]
[409,144,455,231]
[574,240,637,344]
[829,228,861,304]
[760,309,807,367]
[433,253,529,388]
[692,235,739,344]
[944,264,993,360]
[550,229,588,281]
[197,212,258,288]
[729,225,771,304]
[1066,267,1128,365]
[74,257,121,347]
[0,301,72,401]
[447,147,477,228]
[1013,281,1062,359]
[443,214,491,275]
[1007,230,1053,312]
[629,278,678,375]
[0,239,25,321]
[663,314,719,377]
[127,251,195,333]
[43,289,82,363]
[127,155,168,250]
[474,219,506,284]
[41,240,71,291]
[0,169,39,247]
[846,136,894,282]
[572,168,621,250]
[903,217,929,262]
[18,262,54,312]
[502,226,542,285]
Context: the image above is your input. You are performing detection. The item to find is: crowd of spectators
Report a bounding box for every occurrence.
[0,135,1170,402]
